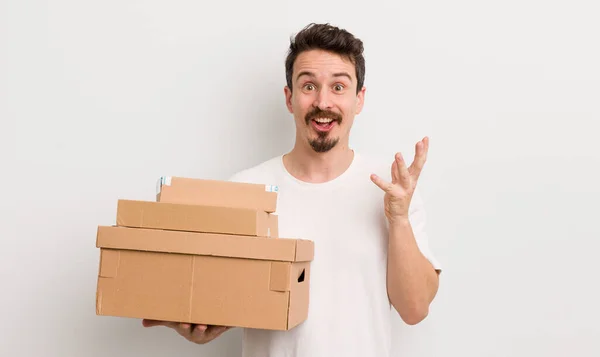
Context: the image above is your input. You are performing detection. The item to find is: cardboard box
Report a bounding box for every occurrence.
[116,199,278,237]
[268,213,279,238]
[156,176,279,213]
[96,226,313,330]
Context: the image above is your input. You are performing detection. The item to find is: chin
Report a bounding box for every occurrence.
[309,136,339,153]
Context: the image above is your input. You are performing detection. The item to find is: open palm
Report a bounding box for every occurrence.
[371,137,429,223]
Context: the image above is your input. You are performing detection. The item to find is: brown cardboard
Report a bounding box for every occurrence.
[116,199,278,237]
[269,213,279,238]
[96,226,313,330]
[156,176,278,213]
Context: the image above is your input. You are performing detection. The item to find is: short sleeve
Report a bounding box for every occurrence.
[408,187,442,273]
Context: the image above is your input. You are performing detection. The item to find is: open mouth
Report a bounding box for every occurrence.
[311,118,337,132]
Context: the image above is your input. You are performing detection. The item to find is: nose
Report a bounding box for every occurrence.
[313,89,333,110]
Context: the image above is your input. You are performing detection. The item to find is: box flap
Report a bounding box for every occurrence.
[294,240,314,261]
[269,262,291,292]
[96,226,313,262]
[286,262,311,329]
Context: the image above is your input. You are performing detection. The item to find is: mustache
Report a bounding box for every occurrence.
[305,108,342,124]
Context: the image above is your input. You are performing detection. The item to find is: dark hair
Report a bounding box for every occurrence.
[285,23,365,94]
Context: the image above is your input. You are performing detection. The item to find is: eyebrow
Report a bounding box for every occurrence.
[333,72,353,81]
[296,71,353,82]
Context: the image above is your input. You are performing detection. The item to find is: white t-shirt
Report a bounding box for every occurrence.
[228,151,442,357]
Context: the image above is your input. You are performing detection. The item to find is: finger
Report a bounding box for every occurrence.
[174,323,193,339]
[420,137,429,163]
[370,173,392,192]
[409,138,429,181]
[391,159,399,184]
[409,140,424,172]
[142,319,177,329]
[204,325,230,340]
[395,153,411,187]
[142,319,162,327]
[190,324,208,340]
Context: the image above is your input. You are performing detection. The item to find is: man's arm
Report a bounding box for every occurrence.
[370,136,441,325]
[386,218,439,325]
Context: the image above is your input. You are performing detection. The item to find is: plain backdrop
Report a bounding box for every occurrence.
[5,0,600,356]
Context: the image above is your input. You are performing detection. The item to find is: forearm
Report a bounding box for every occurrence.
[387,218,439,325]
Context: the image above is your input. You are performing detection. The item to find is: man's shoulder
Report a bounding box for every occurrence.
[227,155,283,184]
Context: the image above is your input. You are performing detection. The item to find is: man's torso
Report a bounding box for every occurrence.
[228,153,393,357]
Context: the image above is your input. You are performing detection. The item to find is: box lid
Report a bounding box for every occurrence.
[96,226,313,262]
[156,176,278,213]
[116,199,276,237]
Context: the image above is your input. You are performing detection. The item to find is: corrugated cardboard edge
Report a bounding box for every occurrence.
[96,250,103,315]
[188,256,196,322]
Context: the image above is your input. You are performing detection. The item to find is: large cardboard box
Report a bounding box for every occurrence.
[116,199,278,237]
[156,176,279,213]
[96,226,313,330]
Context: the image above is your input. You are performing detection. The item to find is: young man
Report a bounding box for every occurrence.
[143,23,442,356]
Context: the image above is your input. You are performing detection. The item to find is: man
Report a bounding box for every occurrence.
[143,23,442,356]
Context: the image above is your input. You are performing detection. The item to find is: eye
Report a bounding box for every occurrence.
[303,83,316,91]
[333,84,345,91]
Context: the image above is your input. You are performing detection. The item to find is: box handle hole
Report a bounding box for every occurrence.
[297,269,305,283]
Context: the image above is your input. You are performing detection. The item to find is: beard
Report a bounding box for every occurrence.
[309,133,339,152]
[305,107,342,153]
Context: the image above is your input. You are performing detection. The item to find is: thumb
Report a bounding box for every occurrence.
[142,319,180,329]
[142,319,167,328]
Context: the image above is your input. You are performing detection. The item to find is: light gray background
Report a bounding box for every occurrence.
[4,0,600,356]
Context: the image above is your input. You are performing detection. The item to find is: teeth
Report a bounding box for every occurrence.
[314,118,334,123]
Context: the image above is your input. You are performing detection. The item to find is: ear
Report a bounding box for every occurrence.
[284,86,293,113]
[355,86,366,114]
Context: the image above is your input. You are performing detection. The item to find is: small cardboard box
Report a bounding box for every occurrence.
[95,226,313,330]
[116,199,278,237]
[156,176,279,213]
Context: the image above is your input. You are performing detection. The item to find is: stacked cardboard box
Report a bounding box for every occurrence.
[95,177,313,331]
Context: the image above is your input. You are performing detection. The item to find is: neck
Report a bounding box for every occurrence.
[283,139,355,183]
